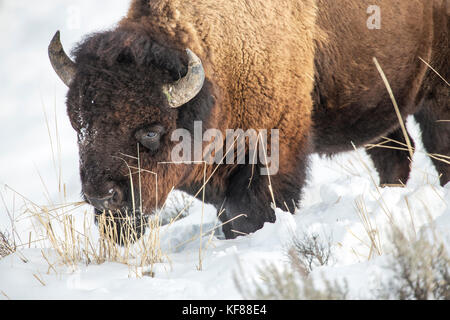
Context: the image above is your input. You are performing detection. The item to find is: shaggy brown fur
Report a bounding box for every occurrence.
[58,0,448,243]
[312,0,449,185]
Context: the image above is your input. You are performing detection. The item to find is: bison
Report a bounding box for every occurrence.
[48,0,449,243]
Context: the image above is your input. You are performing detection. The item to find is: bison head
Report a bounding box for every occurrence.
[48,30,205,244]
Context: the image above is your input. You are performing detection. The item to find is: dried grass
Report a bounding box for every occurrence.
[0,230,15,258]
[377,226,450,300]
[234,247,348,300]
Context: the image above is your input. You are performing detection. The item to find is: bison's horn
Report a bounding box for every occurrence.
[48,31,76,87]
[162,49,205,108]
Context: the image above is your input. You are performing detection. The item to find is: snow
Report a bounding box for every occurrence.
[0,1,449,300]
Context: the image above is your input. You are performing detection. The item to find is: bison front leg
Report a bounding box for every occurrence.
[366,127,415,187]
[220,155,308,239]
[414,90,450,187]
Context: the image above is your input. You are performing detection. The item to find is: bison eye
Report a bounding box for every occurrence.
[135,126,165,151]
[145,132,158,139]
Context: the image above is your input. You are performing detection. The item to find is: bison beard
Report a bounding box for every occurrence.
[49,0,449,245]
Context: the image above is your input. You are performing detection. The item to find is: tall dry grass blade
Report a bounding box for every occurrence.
[257,132,277,206]
[173,213,248,251]
[0,291,10,300]
[354,196,382,259]
[418,57,450,87]
[0,190,21,245]
[198,161,207,271]
[33,273,46,286]
[351,142,394,224]
[53,100,63,194]
[404,196,416,239]
[373,57,414,160]
[366,136,450,166]
[40,96,58,188]
[137,144,143,214]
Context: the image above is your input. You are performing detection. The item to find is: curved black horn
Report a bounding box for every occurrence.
[162,49,205,108]
[48,31,76,86]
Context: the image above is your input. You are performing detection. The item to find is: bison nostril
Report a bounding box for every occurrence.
[110,187,124,206]
[85,195,111,211]
[85,186,124,210]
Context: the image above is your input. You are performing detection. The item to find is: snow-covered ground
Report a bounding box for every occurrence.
[1,1,449,300]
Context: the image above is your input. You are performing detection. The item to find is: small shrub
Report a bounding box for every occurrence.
[377,227,450,300]
[234,237,347,300]
[291,232,332,274]
[0,231,15,258]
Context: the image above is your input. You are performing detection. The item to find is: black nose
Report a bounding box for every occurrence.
[85,186,124,211]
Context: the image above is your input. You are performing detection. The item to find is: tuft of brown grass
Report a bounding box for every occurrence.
[25,198,164,275]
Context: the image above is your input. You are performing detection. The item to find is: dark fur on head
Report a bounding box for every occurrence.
[67,29,190,242]
[72,28,188,78]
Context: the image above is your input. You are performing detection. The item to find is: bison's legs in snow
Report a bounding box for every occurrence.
[414,89,450,187]
[366,127,415,187]
[220,158,307,239]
